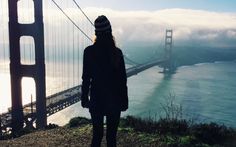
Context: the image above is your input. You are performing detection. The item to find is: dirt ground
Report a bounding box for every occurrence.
[0,125,160,147]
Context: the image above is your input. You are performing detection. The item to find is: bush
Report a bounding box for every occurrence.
[46,123,59,129]
[160,93,183,121]
[68,117,91,128]
[120,115,236,146]
[191,122,235,145]
[120,116,159,134]
[157,118,188,135]
[121,116,189,135]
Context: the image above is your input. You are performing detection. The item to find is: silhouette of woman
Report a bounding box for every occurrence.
[81,15,128,147]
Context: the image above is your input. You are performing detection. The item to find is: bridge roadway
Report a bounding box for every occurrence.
[0,59,166,128]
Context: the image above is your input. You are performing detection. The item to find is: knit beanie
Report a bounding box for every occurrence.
[94,15,112,34]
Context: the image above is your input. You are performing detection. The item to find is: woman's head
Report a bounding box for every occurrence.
[94,15,115,47]
[94,15,112,36]
[94,15,119,67]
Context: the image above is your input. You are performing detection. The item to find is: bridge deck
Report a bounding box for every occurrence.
[0,59,166,128]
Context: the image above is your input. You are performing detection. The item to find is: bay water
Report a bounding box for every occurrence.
[48,61,236,127]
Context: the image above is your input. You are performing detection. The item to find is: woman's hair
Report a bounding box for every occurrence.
[94,32,120,69]
[94,32,116,47]
[94,15,121,69]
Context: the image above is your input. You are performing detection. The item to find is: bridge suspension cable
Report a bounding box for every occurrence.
[72,0,94,27]
[52,0,141,68]
[123,55,140,65]
[51,0,93,42]
[0,0,175,130]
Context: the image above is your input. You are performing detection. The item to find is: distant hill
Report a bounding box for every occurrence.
[172,46,236,67]
[124,45,236,67]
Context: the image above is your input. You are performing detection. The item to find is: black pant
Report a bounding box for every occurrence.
[90,111,121,147]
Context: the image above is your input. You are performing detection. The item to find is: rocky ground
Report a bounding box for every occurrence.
[0,125,161,147]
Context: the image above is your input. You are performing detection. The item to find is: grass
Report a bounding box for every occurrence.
[64,115,236,147]
[1,94,236,146]
[119,115,236,147]
[0,116,235,146]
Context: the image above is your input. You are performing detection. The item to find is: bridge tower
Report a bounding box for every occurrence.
[163,29,173,72]
[8,0,46,133]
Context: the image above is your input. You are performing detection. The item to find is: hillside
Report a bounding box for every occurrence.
[124,45,236,67]
[1,116,236,147]
[172,46,236,67]
[0,124,162,147]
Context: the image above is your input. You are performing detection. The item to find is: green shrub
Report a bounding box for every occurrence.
[120,115,159,134]
[191,122,235,145]
[179,135,199,146]
[157,118,188,135]
[46,123,59,129]
[121,116,189,135]
[68,117,91,128]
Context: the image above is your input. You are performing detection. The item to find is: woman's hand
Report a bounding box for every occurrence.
[81,99,90,108]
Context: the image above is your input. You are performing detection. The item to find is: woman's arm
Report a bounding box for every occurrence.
[81,48,91,108]
[119,50,128,111]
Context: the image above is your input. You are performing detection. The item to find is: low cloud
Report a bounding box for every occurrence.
[81,7,236,47]
[2,4,236,48]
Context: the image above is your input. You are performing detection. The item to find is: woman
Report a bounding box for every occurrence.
[81,15,128,147]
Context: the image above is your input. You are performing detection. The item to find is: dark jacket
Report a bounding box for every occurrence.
[81,44,128,113]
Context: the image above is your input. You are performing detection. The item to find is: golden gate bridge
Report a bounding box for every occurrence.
[0,0,173,135]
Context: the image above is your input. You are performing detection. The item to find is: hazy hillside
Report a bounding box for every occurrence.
[124,45,236,67]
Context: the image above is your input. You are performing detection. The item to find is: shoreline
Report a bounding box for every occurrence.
[176,59,236,69]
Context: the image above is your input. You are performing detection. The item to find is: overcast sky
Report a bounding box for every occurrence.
[62,0,236,47]
[76,0,236,12]
[1,0,236,47]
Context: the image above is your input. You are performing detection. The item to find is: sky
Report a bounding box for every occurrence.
[81,7,236,47]
[76,0,236,12]
[1,0,236,47]
[62,0,236,47]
